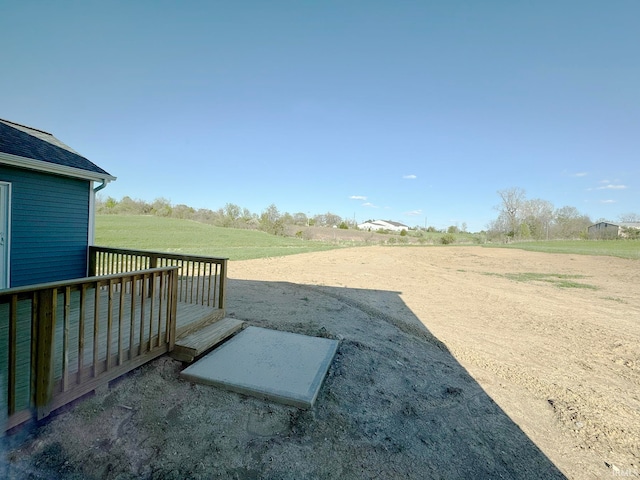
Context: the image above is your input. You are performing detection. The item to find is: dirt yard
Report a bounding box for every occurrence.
[2,246,639,479]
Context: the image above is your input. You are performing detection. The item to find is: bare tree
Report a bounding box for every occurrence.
[619,213,640,223]
[553,206,591,239]
[292,212,309,226]
[487,214,508,239]
[172,204,194,219]
[240,208,256,227]
[522,198,554,240]
[151,197,172,217]
[497,187,526,238]
[313,212,343,227]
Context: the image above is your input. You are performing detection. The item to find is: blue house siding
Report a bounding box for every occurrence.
[0,165,90,287]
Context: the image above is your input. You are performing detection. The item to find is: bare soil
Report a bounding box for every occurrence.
[2,246,639,479]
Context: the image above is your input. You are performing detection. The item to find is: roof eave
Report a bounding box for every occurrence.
[0,151,116,183]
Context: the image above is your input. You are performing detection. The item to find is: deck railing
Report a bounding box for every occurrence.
[1,267,178,432]
[89,246,227,311]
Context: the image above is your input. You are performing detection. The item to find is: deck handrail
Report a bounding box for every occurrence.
[89,246,227,310]
[1,266,179,432]
[0,267,172,296]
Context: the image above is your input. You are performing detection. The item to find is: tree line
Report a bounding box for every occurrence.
[98,191,638,241]
[96,196,347,236]
[489,187,639,241]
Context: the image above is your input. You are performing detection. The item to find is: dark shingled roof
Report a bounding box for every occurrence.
[0,119,112,177]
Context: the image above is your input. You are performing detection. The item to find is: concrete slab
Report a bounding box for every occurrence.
[180,326,339,409]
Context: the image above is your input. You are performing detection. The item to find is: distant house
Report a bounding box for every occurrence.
[357,219,409,232]
[0,118,116,288]
[588,221,640,239]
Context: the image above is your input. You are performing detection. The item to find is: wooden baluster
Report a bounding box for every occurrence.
[8,295,18,415]
[77,285,86,384]
[118,277,126,366]
[157,272,165,345]
[129,276,137,359]
[139,274,147,355]
[62,287,71,393]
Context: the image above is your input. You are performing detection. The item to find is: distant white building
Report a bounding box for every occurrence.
[357,219,409,232]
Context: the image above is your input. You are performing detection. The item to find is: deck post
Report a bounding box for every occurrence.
[34,288,57,420]
[87,246,97,276]
[218,259,227,310]
[168,270,176,350]
[148,252,158,269]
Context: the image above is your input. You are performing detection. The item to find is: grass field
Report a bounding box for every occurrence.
[485,239,640,260]
[95,215,342,260]
[96,215,640,261]
[482,271,599,289]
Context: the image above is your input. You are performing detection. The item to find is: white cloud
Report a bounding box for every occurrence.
[362,202,378,208]
[601,199,616,204]
[405,209,422,216]
[349,195,367,200]
[573,172,588,177]
[402,174,417,180]
[597,184,627,190]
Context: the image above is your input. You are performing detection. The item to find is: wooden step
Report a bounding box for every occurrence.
[171,317,244,363]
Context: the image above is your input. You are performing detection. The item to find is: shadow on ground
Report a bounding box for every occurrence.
[1,278,566,479]
[223,278,566,479]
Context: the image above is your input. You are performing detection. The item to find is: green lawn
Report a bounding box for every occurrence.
[96,216,640,261]
[95,215,343,261]
[484,240,640,260]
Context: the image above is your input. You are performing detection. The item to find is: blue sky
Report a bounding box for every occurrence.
[1,1,638,232]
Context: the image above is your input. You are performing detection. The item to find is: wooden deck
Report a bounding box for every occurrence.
[48,286,224,375]
[2,248,231,432]
[1,284,223,413]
